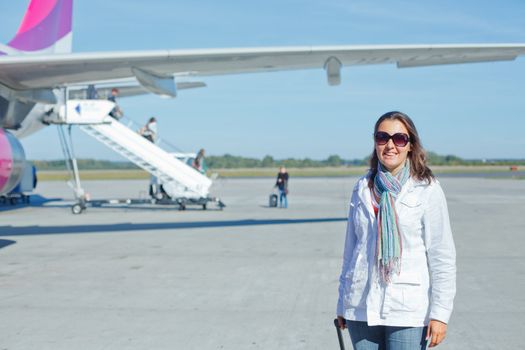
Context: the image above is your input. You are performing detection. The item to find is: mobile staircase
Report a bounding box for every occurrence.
[54,99,223,213]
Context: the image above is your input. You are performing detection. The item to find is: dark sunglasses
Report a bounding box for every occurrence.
[374,131,411,147]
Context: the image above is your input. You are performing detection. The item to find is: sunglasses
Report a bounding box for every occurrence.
[374,131,411,147]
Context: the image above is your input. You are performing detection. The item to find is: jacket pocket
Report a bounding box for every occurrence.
[398,196,423,231]
[385,272,425,312]
[399,194,421,208]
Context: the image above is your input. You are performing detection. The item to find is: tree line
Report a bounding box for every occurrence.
[31,153,524,171]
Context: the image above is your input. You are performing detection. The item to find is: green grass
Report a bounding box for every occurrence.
[430,165,518,173]
[37,165,521,181]
[38,170,150,181]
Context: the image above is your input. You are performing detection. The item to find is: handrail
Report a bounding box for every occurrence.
[119,116,190,155]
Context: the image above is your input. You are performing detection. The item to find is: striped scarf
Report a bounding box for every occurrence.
[372,160,410,284]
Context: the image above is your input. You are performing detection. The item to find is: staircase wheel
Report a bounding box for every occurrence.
[71,203,84,215]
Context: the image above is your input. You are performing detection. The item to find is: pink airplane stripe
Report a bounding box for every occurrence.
[8,0,72,51]
[16,0,58,35]
[0,130,13,191]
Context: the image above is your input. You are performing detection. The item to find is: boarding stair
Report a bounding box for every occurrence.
[79,119,211,199]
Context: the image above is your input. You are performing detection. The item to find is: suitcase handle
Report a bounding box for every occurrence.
[333,318,346,350]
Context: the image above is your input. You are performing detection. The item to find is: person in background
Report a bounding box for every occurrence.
[192,149,207,174]
[139,117,159,198]
[107,88,123,119]
[336,111,456,349]
[149,175,158,200]
[86,84,98,99]
[275,166,289,208]
[140,117,158,143]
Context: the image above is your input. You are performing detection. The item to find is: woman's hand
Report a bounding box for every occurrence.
[337,316,346,330]
[426,319,447,347]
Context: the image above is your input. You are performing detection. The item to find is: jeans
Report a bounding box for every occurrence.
[346,320,428,350]
[279,189,288,208]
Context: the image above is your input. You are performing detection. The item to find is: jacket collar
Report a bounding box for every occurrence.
[357,175,422,219]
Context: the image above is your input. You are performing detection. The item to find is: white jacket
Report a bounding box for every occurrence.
[337,175,456,327]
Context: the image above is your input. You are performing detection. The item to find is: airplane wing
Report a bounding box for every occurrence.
[1,44,524,91]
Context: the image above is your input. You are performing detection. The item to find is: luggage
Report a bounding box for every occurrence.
[269,193,278,207]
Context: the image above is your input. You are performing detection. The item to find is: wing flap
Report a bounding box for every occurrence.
[398,55,517,68]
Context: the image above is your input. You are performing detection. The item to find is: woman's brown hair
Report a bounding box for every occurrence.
[368,111,434,188]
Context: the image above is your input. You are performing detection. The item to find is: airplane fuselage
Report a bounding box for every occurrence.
[10,103,54,139]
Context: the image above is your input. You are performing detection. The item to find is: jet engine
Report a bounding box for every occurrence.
[0,129,26,195]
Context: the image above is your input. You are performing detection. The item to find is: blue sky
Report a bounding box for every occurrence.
[1,0,524,160]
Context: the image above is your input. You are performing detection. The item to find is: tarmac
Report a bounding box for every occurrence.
[0,176,524,349]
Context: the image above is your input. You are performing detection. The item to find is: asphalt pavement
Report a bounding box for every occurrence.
[0,176,523,349]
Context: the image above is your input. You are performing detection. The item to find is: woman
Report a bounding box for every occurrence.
[275,166,289,208]
[140,117,157,143]
[336,111,456,349]
[192,148,207,174]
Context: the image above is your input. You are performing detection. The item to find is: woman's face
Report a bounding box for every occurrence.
[375,119,411,174]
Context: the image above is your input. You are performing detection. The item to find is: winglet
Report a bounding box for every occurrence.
[5,0,73,55]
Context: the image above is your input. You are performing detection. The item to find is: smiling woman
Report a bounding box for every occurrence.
[336,111,456,350]
[369,112,435,188]
[374,121,412,175]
